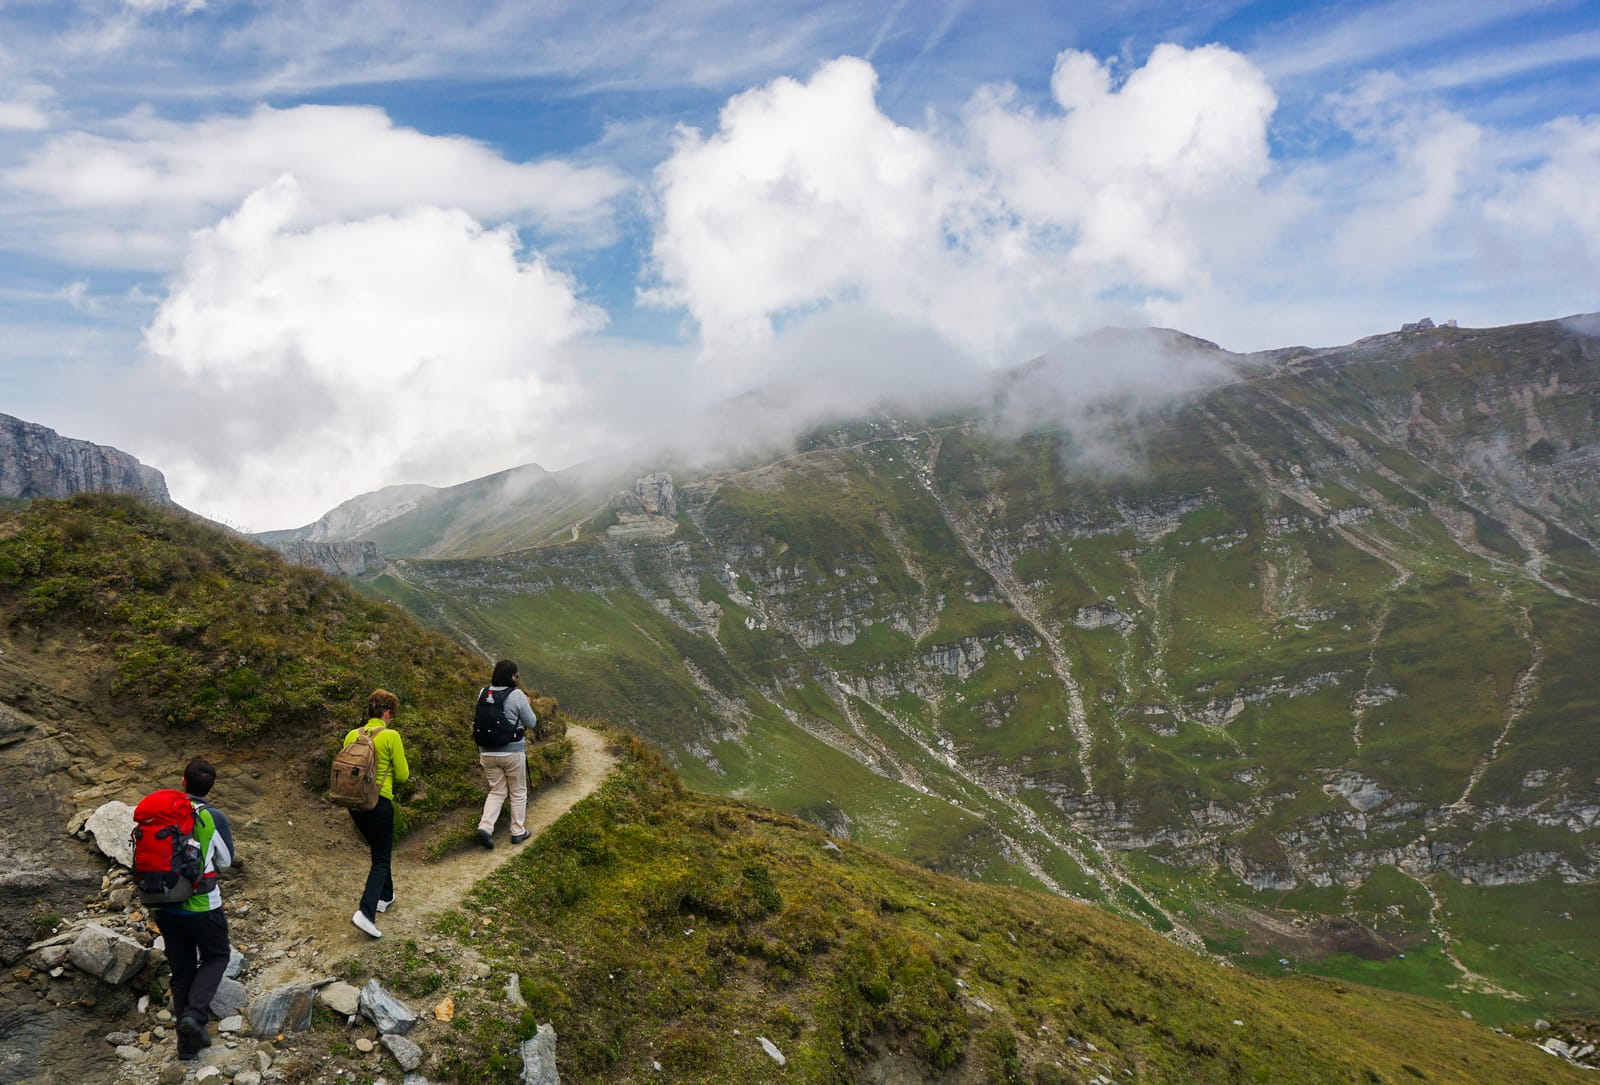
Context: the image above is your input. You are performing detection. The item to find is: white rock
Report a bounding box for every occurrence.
[319,980,362,1017]
[85,802,136,867]
[520,1023,559,1085]
[758,1037,786,1067]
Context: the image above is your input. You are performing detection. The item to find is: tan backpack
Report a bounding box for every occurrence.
[329,729,381,811]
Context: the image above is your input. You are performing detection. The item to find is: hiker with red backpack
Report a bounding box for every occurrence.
[133,757,235,1062]
[340,689,410,938]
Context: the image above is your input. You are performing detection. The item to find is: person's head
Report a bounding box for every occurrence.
[183,757,217,797]
[490,659,519,687]
[367,689,400,721]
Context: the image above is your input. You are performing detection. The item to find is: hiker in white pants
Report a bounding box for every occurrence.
[473,659,539,848]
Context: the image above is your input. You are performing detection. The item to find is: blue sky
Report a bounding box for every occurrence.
[1,0,1597,530]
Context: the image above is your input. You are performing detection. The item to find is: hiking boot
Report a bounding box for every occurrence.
[177,1049,199,1062]
[351,910,382,938]
[377,896,394,913]
[475,829,494,849]
[510,831,531,844]
[176,1014,211,1049]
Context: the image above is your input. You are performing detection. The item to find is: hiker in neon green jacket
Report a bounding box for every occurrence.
[342,689,410,938]
[153,757,235,1061]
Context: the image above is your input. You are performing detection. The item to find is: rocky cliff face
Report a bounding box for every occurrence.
[266,540,385,577]
[257,483,436,544]
[0,413,171,504]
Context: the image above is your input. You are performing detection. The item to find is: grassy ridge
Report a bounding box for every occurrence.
[414,734,1591,1084]
[0,494,570,826]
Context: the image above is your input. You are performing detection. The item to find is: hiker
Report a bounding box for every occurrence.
[343,689,410,938]
[151,757,235,1062]
[473,659,540,849]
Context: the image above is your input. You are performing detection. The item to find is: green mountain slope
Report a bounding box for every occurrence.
[421,735,1593,1084]
[5,486,1589,1082]
[349,317,1600,1018]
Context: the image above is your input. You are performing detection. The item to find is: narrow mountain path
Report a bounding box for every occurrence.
[246,725,617,990]
[1395,867,1525,1000]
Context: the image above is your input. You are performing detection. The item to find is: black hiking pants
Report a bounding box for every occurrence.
[155,906,230,1046]
[350,795,395,920]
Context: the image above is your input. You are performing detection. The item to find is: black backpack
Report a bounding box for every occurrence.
[472,686,524,749]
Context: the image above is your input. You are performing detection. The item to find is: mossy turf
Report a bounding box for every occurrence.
[423,733,1591,1084]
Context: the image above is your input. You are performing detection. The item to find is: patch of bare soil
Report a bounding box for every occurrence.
[1195,900,1401,962]
[246,724,616,989]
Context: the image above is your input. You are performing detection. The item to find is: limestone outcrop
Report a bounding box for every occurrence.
[0,412,172,503]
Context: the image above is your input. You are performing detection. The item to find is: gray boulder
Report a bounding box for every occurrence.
[360,979,417,1035]
[210,976,249,1019]
[68,923,149,984]
[246,984,316,1035]
[383,1032,424,1071]
[85,802,136,868]
[521,1023,559,1085]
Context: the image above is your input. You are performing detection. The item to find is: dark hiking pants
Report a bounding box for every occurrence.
[155,906,230,1050]
[350,795,395,920]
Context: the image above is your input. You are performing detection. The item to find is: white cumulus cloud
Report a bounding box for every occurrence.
[646,45,1280,372]
[141,175,607,530]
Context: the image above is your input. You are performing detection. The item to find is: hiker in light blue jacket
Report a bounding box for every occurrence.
[474,659,539,849]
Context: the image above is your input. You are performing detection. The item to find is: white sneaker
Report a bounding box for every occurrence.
[351,910,382,938]
[377,897,394,913]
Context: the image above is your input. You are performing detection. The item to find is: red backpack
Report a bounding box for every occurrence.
[130,789,211,905]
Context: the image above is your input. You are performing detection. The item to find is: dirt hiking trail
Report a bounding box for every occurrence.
[247,724,617,989]
[0,627,623,1085]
